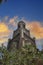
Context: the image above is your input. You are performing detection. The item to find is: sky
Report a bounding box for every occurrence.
[0,0,43,50]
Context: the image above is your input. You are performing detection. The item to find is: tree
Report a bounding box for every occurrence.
[0,44,43,65]
[0,0,7,4]
[0,0,2,3]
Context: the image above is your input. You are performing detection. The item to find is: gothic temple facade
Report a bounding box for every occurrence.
[7,21,36,51]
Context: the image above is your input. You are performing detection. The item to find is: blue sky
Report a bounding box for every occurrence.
[0,0,43,50]
[0,0,43,21]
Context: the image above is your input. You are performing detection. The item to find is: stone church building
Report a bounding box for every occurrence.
[7,21,36,51]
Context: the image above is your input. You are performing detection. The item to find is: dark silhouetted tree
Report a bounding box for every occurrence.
[0,0,7,4]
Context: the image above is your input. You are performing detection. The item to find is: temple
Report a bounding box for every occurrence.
[7,21,36,51]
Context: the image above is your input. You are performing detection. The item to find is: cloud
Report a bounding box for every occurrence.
[0,16,18,45]
[36,39,43,50]
[0,38,8,46]
[0,23,9,33]
[9,16,18,26]
[0,22,10,45]
[26,21,43,39]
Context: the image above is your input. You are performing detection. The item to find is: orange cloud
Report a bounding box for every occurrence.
[0,22,10,45]
[26,21,43,39]
[9,16,18,26]
[0,23,9,33]
[0,16,18,45]
[0,38,8,46]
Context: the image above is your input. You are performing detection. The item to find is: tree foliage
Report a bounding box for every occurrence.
[0,45,43,65]
[0,0,7,4]
[0,0,2,3]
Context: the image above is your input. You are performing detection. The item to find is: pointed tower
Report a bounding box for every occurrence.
[7,21,36,51]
